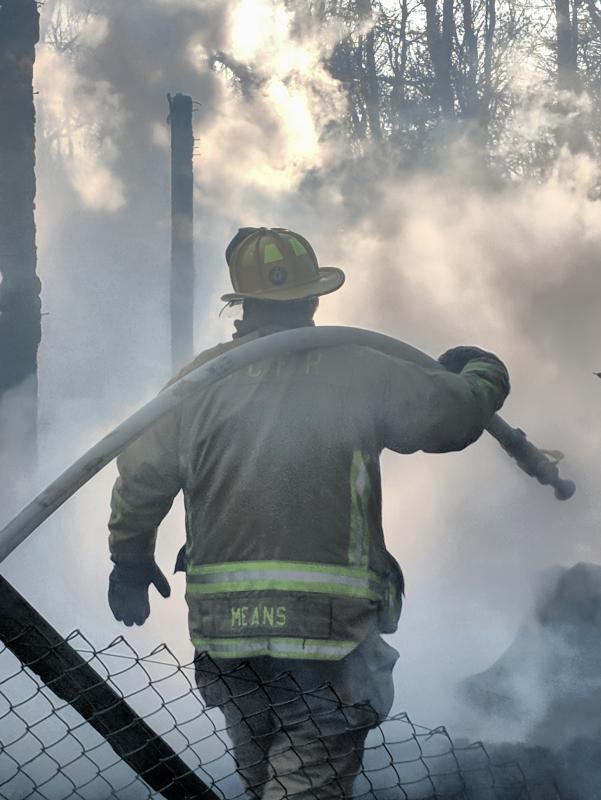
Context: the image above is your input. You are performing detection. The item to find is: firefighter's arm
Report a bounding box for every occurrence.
[380,347,510,454]
[108,409,182,626]
[108,407,182,563]
[108,341,233,566]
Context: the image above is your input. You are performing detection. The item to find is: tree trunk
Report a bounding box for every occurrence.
[356,0,382,139]
[0,0,41,479]
[483,0,496,118]
[441,0,456,114]
[461,0,479,116]
[424,0,455,116]
[399,0,409,91]
[389,0,409,113]
[555,0,578,89]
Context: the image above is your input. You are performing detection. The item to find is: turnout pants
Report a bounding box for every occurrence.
[195,632,399,799]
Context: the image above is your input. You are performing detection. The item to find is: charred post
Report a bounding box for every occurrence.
[168,93,195,372]
[0,0,41,472]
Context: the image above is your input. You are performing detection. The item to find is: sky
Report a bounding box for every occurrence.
[1,0,601,752]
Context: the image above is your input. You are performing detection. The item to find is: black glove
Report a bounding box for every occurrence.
[438,345,501,374]
[438,345,510,409]
[108,560,171,626]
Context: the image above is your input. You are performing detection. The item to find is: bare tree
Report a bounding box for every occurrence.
[211,0,601,171]
[44,0,96,56]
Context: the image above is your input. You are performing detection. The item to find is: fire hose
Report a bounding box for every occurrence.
[0,326,575,564]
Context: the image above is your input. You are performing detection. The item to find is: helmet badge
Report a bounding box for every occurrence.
[268,265,288,286]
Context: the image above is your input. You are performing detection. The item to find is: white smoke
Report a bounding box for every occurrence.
[36,9,124,211]
[3,0,601,755]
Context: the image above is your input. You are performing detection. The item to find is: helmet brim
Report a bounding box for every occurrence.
[221,266,345,302]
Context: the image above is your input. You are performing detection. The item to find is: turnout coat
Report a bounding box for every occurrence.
[109,325,507,660]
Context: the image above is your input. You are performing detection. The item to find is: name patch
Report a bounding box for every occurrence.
[192,594,332,638]
[231,605,287,629]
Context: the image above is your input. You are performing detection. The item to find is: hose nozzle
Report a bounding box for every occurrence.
[486,418,576,501]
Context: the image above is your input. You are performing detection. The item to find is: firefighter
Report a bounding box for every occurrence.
[107,227,510,799]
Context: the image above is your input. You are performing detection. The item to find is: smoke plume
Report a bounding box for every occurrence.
[2,1,600,792]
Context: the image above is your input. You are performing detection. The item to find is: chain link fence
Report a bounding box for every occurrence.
[0,603,562,800]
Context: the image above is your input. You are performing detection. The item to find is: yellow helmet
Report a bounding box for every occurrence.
[222,227,345,302]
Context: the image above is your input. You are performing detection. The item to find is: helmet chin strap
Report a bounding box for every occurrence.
[0,326,575,565]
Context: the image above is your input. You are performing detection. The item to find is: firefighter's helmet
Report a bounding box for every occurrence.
[222,227,345,302]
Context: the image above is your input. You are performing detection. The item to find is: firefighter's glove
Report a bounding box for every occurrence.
[438,345,497,373]
[438,346,510,410]
[108,560,171,626]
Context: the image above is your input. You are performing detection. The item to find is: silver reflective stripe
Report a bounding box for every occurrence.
[192,637,357,660]
[193,569,371,589]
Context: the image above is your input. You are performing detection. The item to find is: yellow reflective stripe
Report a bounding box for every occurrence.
[192,637,356,660]
[263,243,283,263]
[187,560,383,598]
[349,451,371,567]
[462,359,498,373]
[462,360,505,397]
[288,237,307,256]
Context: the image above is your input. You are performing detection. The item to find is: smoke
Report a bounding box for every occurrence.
[36,12,124,211]
[2,0,601,792]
